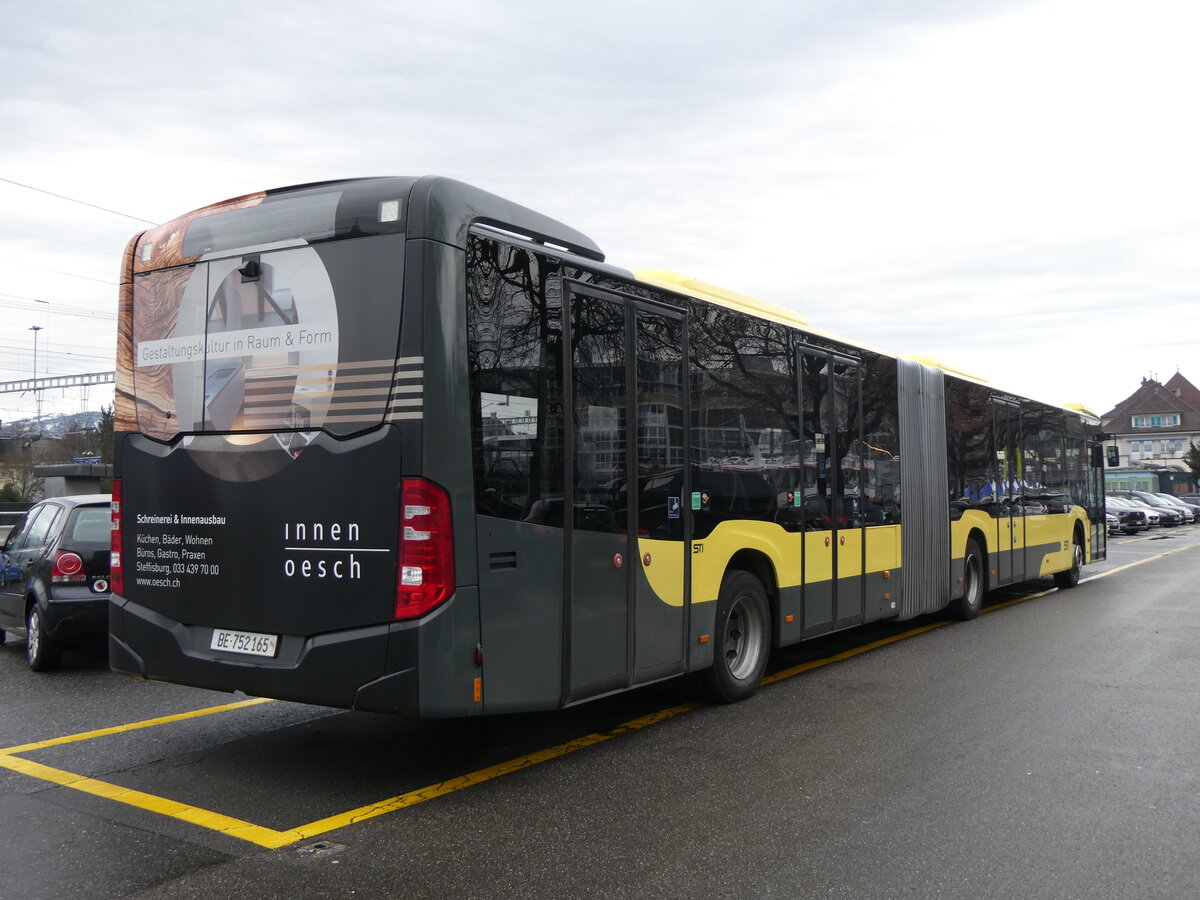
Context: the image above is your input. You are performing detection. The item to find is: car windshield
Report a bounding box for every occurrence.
[1134,493,1172,507]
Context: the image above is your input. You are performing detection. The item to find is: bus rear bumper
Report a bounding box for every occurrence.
[108,595,421,715]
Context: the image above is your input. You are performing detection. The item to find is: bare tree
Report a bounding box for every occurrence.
[0,457,43,501]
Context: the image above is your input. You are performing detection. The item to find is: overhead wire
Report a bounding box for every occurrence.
[0,258,118,286]
[0,293,116,320]
[0,176,142,414]
[0,176,159,226]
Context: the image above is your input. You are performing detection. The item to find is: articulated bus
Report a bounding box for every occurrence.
[109,176,1107,716]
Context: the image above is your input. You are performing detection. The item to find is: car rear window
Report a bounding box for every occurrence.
[67,506,112,545]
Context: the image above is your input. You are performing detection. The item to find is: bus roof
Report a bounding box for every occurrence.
[131,176,607,275]
[408,176,604,261]
[633,268,894,359]
[634,270,810,328]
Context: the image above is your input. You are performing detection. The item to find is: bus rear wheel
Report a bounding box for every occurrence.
[703,570,771,703]
[1054,534,1084,589]
[952,539,985,621]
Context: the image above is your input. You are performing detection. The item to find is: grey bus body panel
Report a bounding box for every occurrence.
[110,591,405,711]
[110,586,482,716]
[475,517,565,713]
[802,579,835,638]
[633,561,685,683]
[408,176,604,261]
[774,583,804,647]
[949,539,1066,589]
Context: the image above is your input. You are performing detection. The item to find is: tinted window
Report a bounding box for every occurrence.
[132,234,406,439]
[570,290,627,534]
[634,308,685,541]
[467,237,566,522]
[67,506,113,545]
[4,509,36,551]
[860,351,900,526]
[690,306,799,539]
[180,182,407,257]
[21,505,61,550]
[945,378,996,517]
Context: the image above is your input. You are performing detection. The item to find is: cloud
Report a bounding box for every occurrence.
[0,0,1196,421]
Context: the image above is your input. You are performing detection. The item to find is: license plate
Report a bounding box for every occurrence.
[210,628,278,658]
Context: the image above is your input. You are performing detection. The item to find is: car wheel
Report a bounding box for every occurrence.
[26,605,61,672]
[1054,534,1084,589]
[702,570,771,703]
[0,628,6,645]
[951,539,985,620]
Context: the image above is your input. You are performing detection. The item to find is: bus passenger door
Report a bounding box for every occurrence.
[564,284,688,703]
[798,348,864,636]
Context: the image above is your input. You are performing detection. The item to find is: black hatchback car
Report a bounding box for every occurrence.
[0,494,112,670]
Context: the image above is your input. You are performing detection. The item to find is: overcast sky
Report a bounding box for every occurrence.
[2,0,1197,426]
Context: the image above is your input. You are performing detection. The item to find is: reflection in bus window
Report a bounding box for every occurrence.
[467,239,565,522]
[689,306,800,539]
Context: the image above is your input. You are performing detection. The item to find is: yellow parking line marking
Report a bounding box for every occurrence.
[3,541,1194,848]
[0,753,290,847]
[1,702,705,850]
[0,697,274,755]
[276,703,702,847]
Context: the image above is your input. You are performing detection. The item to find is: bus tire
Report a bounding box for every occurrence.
[952,539,985,621]
[1054,534,1084,589]
[26,605,60,672]
[703,570,771,703]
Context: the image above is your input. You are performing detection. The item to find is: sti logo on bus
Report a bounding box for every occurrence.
[282,519,386,580]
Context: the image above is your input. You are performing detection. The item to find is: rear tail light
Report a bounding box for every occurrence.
[51,551,86,584]
[395,478,454,620]
[111,478,124,596]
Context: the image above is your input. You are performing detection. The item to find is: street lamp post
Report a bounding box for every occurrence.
[29,325,43,425]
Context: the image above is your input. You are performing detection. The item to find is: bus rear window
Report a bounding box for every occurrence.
[182,192,342,256]
[130,235,409,440]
